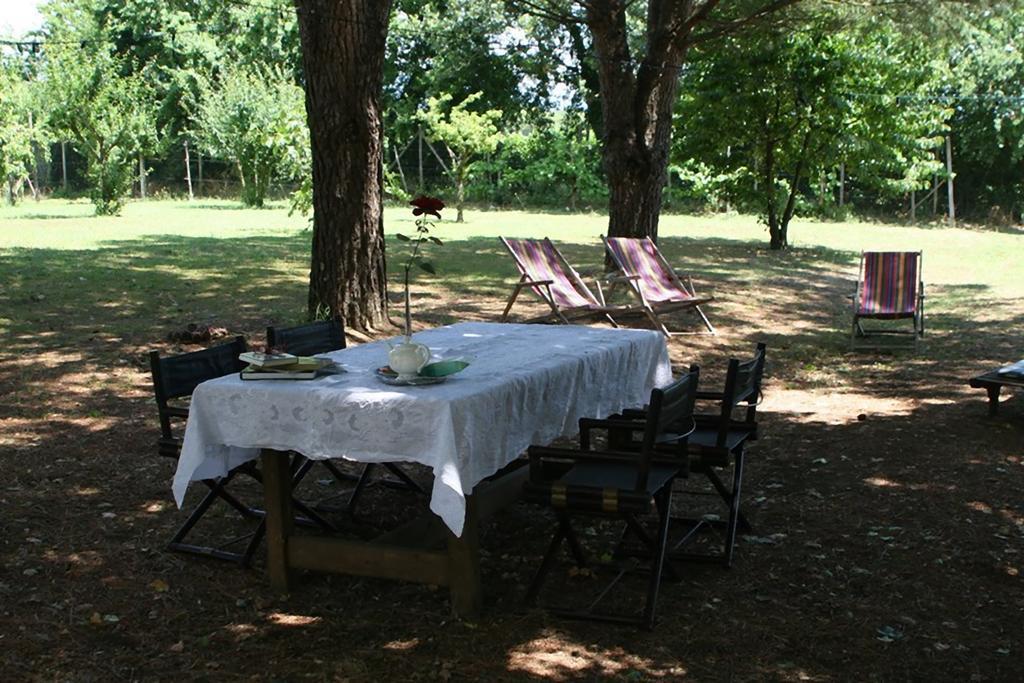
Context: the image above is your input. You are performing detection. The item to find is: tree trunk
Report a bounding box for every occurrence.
[769,128,812,251]
[139,153,147,199]
[296,0,391,331]
[586,0,695,241]
[764,137,786,250]
[455,164,466,223]
[566,21,603,140]
[184,140,194,200]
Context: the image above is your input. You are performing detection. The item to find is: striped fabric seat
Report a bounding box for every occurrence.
[856,251,921,317]
[602,236,715,336]
[604,237,695,304]
[851,251,924,350]
[502,237,599,310]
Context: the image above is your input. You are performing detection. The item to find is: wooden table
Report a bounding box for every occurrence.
[968,370,1024,415]
[174,322,672,616]
[261,449,527,616]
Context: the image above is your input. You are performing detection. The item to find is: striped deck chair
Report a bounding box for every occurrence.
[602,236,715,336]
[851,251,924,350]
[499,237,621,325]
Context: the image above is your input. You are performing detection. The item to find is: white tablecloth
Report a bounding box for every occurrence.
[173,322,672,536]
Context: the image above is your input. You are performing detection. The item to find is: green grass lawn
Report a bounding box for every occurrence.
[2,197,1019,296]
[0,197,1020,373]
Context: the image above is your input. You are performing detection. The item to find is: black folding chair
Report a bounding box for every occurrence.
[266,320,426,514]
[611,343,766,567]
[150,337,333,566]
[522,366,700,630]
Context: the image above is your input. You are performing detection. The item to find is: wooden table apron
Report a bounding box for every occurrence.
[260,446,528,616]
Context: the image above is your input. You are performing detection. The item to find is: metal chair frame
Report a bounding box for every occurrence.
[850,251,925,351]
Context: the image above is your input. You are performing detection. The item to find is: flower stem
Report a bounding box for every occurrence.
[403,267,412,339]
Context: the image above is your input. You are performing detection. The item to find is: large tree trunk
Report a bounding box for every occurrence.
[586,0,702,241]
[296,0,391,331]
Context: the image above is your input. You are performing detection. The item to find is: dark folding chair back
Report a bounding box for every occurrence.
[266,320,345,356]
[149,336,248,449]
[148,336,274,564]
[524,366,700,629]
[709,341,766,448]
[264,320,425,513]
[670,342,767,567]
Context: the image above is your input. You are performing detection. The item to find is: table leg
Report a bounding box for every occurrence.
[446,495,482,618]
[261,448,294,592]
[986,386,1001,416]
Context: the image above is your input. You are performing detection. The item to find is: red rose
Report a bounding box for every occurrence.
[410,195,445,219]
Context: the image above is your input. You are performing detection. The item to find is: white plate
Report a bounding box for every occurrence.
[374,369,447,386]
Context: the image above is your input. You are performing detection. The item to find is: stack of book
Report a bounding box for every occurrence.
[238,352,339,380]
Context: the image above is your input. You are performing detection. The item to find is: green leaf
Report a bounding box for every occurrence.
[418,261,436,274]
[428,236,444,246]
[395,233,411,242]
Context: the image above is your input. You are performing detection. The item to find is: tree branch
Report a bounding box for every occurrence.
[689,0,804,46]
[509,0,582,25]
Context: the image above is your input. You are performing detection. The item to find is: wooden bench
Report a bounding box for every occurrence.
[969,371,1024,415]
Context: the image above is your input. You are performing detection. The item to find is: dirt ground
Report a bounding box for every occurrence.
[2,243,1023,682]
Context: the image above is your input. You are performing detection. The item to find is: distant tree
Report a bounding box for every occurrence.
[195,67,308,208]
[61,0,301,138]
[946,4,1024,219]
[0,66,48,205]
[45,45,158,215]
[418,92,502,221]
[385,0,553,144]
[515,0,806,242]
[483,110,605,209]
[676,20,947,248]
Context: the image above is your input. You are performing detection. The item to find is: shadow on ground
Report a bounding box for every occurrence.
[1,230,1022,680]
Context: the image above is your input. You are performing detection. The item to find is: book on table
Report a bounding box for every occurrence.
[240,356,339,380]
[239,351,299,368]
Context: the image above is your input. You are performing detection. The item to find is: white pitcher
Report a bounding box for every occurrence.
[387,337,431,381]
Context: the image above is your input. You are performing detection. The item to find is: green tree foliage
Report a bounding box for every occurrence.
[418,92,502,221]
[0,63,49,205]
[194,67,309,208]
[946,4,1024,219]
[385,0,559,150]
[60,0,300,137]
[479,111,605,209]
[676,18,947,248]
[9,0,1024,226]
[44,42,158,215]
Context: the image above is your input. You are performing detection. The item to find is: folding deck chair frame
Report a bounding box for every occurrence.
[602,236,715,337]
[499,236,625,326]
[850,251,924,351]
